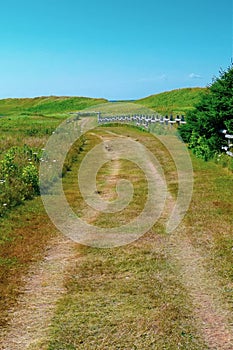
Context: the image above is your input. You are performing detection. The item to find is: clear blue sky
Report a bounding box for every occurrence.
[0,0,232,100]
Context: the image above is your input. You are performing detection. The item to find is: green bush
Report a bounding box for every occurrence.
[179,64,233,159]
[189,132,215,161]
[0,145,41,216]
[22,163,40,194]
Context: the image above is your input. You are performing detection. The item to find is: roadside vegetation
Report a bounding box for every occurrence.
[179,65,233,164]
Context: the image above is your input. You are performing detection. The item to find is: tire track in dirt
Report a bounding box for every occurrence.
[162,190,233,350]
[0,236,78,350]
[168,227,233,350]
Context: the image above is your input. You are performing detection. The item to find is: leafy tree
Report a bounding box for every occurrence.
[179,64,233,159]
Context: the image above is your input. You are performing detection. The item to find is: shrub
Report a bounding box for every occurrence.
[179,64,233,159]
[22,163,40,195]
[0,145,41,216]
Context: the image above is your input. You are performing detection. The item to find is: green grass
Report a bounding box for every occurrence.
[0,96,107,155]
[135,87,207,115]
[84,101,155,116]
[184,155,233,301]
[0,115,62,142]
[0,96,107,116]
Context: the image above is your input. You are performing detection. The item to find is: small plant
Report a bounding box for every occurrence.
[22,163,40,195]
[214,152,233,171]
[189,132,214,161]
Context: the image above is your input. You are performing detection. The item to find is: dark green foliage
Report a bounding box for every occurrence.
[179,65,233,160]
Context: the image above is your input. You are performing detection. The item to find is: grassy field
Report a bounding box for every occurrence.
[135,87,207,115]
[0,100,232,349]
[0,96,107,154]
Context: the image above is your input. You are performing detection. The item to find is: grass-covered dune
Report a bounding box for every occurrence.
[0,96,108,116]
[0,88,207,117]
[135,87,207,115]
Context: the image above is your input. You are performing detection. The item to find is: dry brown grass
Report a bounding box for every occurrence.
[0,197,58,327]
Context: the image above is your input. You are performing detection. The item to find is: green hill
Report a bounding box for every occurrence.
[0,88,207,117]
[0,96,108,116]
[135,87,207,115]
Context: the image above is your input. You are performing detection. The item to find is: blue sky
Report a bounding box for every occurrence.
[0,0,232,100]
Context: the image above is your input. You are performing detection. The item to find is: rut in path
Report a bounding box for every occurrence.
[167,226,233,350]
[159,186,233,350]
[0,236,78,350]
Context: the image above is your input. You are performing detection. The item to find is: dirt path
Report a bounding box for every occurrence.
[0,236,78,350]
[81,131,122,223]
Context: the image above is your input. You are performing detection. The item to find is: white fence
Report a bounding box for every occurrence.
[97,113,186,128]
[220,130,233,157]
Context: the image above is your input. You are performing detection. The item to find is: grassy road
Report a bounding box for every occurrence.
[0,123,232,349]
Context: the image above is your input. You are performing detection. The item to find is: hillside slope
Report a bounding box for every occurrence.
[135,87,207,115]
[0,96,108,116]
